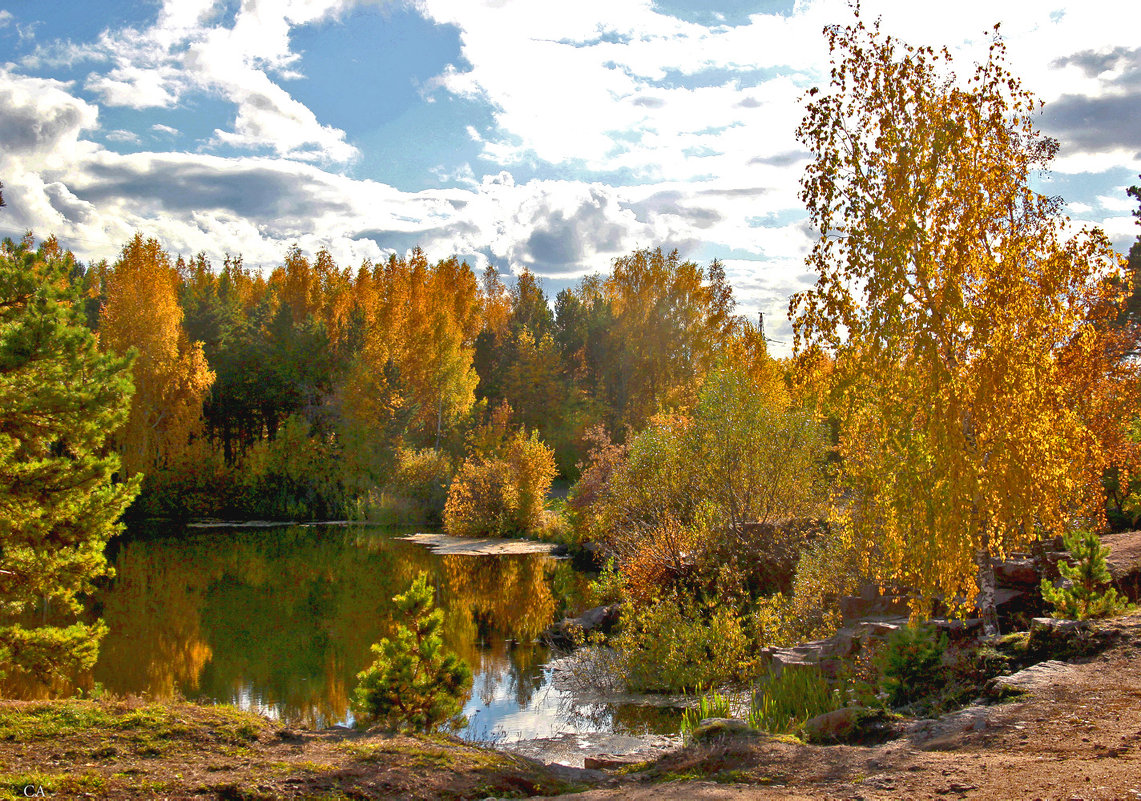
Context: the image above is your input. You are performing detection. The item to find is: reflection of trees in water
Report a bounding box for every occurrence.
[97,545,215,698]
[63,526,576,727]
[470,638,550,709]
[552,697,683,736]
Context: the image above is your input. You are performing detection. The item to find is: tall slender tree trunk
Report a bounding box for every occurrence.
[976,552,1000,637]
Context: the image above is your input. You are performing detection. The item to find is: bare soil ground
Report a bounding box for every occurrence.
[566,611,1141,801]
[2,611,1139,800]
[0,702,570,800]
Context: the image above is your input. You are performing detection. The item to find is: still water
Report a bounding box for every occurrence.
[65,523,677,741]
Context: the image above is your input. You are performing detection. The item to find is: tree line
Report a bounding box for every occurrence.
[18,233,767,522]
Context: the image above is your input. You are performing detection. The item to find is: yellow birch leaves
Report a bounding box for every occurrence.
[791,17,1134,610]
[100,234,214,477]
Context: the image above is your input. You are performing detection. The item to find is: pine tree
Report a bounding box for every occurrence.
[0,236,139,683]
[1041,530,1130,620]
[352,572,472,732]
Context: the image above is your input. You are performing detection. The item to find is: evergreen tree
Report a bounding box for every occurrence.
[352,572,472,732]
[0,235,139,682]
[1041,530,1130,620]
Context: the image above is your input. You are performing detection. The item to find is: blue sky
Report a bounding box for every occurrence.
[2,0,1140,349]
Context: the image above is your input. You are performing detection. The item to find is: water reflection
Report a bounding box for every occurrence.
[5,525,584,730]
[5,524,682,740]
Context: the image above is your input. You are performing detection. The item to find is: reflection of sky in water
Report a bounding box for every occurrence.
[221,638,682,742]
[222,642,620,740]
[462,663,612,743]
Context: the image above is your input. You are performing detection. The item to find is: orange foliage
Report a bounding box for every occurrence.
[100,234,214,476]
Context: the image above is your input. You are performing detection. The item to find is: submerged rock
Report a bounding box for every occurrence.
[400,532,559,556]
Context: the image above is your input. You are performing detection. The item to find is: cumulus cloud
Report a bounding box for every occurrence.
[0,66,678,283]
[106,129,141,144]
[0,70,99,161]
[1041,92,1141,155]
[74,0,359,162]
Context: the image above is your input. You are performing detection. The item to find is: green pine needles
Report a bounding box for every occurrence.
[881,624,947,707]
[352,572,473,733]
[0,236,139,684]
[1041,530,1130,620]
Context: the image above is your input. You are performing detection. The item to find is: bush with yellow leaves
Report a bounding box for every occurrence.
[443,428,557,537]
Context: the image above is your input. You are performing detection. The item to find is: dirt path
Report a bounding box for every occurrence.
[553,612,1141,800]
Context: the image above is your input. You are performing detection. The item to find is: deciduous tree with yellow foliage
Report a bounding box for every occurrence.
[791,16,1136,624]
[99,234,214,478]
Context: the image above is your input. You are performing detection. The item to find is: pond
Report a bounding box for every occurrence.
[51,524,681,742]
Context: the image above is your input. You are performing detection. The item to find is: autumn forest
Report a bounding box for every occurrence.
[3,13,1141,796]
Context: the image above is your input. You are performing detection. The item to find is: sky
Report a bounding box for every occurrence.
[2,0,1140,351]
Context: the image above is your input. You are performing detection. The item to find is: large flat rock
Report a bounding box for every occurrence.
[991,659,1076,693]
[400,532,560,556]
[498,731,677,768]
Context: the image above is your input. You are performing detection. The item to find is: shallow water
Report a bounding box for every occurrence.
[28,523,681,741]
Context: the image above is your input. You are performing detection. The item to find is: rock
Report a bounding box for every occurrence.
[544,764,608,783]
[816,657,844,679]
[802,708,858,743]
[840,592,912,625]
[930,618,983,640]
[803,707,895,744]
[583,753,647,770]
[577,604,621,633]
[987,659,1075,695]
[1027,616,1098,660]
[909,705,991,749]
[688,717,758,742]
[992,557,1039,588]
[856,619,906,639]
[768,649,817,678]
[542,604,621,649]
[1102,530,1141,601]
[992,587,1029,608]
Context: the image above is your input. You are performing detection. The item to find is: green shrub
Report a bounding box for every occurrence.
[358,448,455,525]
[442,457,520,536]
[239,414,347,519]
[1041,529,1130,620]
[679,687,733,736]
[352,573,473,733]
[880,624,947,707]
[612,594,752,693]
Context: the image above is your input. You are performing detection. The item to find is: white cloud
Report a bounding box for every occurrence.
[1097,192,1139,213]
[0,10,12,27]
[418,0,1141,191]
[75,0,359,162]
[7,0,1141,361]
[106,129,141,144]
